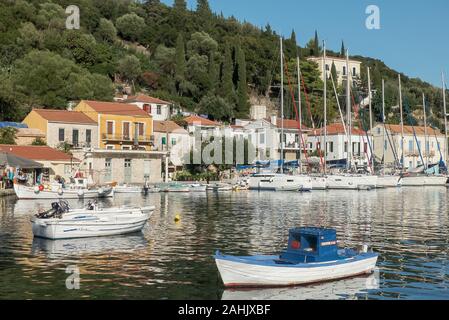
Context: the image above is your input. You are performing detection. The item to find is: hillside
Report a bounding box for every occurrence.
[0,0,446,130]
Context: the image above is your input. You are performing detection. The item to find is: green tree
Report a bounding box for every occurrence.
[0,127,18,145]
[330,62,338,84]
[17,22,41,50]
[96,18,117,43]
[197,0,212,16]
[175,33,186,92]
[198,94,233,121]
[117,55,142,83]
[116,13,146,42]
[340,40,345,57]
[221,44,235,103]
[313,30,320,57]
[174,0,187,11]
[31,137,47,146]
[236,45,249,117]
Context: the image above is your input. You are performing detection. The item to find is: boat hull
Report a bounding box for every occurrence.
[377,176,401,188]
[327,175,377,190]
[311,176,327,190]
[248,174,312,192]
[31,207,154,240]
[215,253,378,288]
[14,183,99,200]
[400,175,447,186]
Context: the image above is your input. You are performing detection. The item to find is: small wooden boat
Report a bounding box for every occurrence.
[166,183,190,193]
[31,200,154,240]
[113,184,142,194]
[215,227,378,288]
[14,182,99,199]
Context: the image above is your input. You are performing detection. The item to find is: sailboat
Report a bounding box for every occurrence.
[326,49,377,190]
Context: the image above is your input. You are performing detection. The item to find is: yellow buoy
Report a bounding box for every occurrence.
[174,214,181,222]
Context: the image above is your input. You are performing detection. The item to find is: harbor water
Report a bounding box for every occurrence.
[0,187,448,300]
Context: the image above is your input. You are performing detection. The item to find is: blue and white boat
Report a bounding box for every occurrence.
[215,227,378,288]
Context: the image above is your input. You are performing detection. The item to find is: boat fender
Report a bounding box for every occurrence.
[98,187,104,195]
[174,214,181,222]
[77,189,84,197]
[58,188,64,196]
[34,186,40,194]
[362,244,368,253]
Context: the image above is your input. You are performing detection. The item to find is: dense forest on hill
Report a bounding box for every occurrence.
[0,0,447,130]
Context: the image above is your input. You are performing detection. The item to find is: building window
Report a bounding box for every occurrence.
[259,133,265,144]
[122,146,131,150]
[86,129,91,145]
[106,145,115,150]
[408,140,413,152]
[171,138,176,146]
[124,159,132,168]
[59,128,65,142]
[343,66,346,76]
[162,137,166,145]
[122,122,131,140]
[72,129,79,147]
[384,140,388,151]
[157,105,162,115]
[377,128,381,135]
[328,141,334,153]
[64,164,71,175]
[143,104,151,113]
[353,67,356,76]
[105,158,112,181]
[344,142,348,153]
[137,123,145,136]
[326,64,329,71]
[106,121,114,135]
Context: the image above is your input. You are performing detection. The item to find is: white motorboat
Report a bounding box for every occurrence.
[376,175,401,188]
[113,184,142,194]
[189,183,207,192]
[327,175,377,190]
[31,200,155,240]
[215,227,378,288]
[14,182,100,200]
[248,174,312,192]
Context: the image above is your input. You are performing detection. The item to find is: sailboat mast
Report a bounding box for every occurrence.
[382,78,386,174]
[422,93,429,170]
[346,49,352,171]
[323,41,327,174]
[296,56,302,172]
[398,74,405,172]
[442,72,448,167]
[280,37,284,173]
[367,67,374,172]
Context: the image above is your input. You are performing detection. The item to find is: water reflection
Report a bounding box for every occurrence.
[1,188,449,299]
[222,270,380,300]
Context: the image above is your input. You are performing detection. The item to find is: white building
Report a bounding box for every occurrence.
[125,94,174,121]
[307,56,362,86]
[185,115,221,137]
[307,123,373,167]
[370,124,447,170]
[153,120,190,167]
[250,105,267,120]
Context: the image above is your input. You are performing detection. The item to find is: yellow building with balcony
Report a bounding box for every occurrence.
[74,100,154,151]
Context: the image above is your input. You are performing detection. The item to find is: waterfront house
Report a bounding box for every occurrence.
[271,116,311,162]
[0,145,80,182]
[307,123,373,168]
[15,128,46,146]
[74,100,153,151]
[125,94,174,121]
[370,124,447,170]
[72,100,166,184]
[185,115,221,138]
[307,56,362,86]
[22,109,98,149]
[153,120,190,169]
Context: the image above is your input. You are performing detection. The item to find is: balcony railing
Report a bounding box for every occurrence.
[102,134,154,144]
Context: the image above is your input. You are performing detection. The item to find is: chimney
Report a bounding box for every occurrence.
[271,115,277,126]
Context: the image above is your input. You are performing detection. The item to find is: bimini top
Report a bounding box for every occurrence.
[278,227,339,264]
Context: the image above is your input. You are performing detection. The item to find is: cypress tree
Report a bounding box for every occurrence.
[313,30,320,57]
[197,0,211,16]
[175,34,186,93]
[208,52,219,94]
[221,44,236,104]
[331,62,338,84]
[174,0,187,11]
[340,40,345,57]
[290,29,297,46]
[236,45,249,117]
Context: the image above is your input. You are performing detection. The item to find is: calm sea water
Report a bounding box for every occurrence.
[0,188,448,300]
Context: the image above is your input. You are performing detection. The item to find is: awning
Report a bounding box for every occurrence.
[0,152,43,169]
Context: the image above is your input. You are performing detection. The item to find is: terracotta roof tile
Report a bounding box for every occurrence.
[273,118,310,131]
[83,100,150,117]
[153,121,187,133]
[32,109,97,124]
[126,94,171,105]
[309,123,365,136]
[384,124,443,136]
[185,115,220,127]
[0,145,79,162]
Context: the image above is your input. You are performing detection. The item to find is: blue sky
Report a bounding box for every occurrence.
[161,0,449,87]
